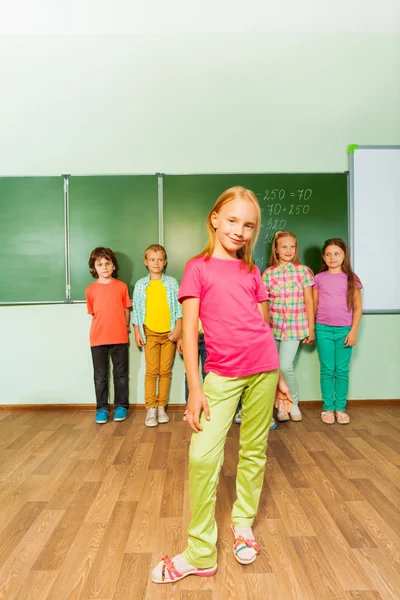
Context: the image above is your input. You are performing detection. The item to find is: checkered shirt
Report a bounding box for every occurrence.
[262,263,314,341]
[132,274,182,343]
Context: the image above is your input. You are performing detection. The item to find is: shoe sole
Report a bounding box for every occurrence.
[157,419,170,424]
[152,565,217,584]
[145,422,158,427]
[277,415,290,422]
[96,420,107,424]
[114,416,127,422]
[290,414,303,422]
[233,552,257,565]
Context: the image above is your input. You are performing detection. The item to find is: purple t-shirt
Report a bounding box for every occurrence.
[178,256,279,378]
[314,271,362,327]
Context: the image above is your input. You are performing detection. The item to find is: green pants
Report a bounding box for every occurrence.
[275,339,301,406]
[315,323,352,411]
[183,369,279,568]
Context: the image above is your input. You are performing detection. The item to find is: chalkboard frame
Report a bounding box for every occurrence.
[1,170,349,305]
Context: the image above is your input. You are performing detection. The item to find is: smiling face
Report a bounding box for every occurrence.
[323,244,345,271]
[94,256,115,281]
[210,198,258,259]
[276,236,297,265]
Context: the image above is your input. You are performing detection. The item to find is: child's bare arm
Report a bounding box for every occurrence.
[169,317,182,342]
[134,324,144,348]
[257,301,270,326]
[303,286,315,344]
[183,299,210,433]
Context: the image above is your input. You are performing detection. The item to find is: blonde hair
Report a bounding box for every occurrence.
[144,244,167,260]
[195,186,261,271]
[269,230,300,267]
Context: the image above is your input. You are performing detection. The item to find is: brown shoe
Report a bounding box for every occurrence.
[321,411,335,424]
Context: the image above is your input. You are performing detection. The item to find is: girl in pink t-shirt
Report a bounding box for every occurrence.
[151,186,293,584]
[313,238,362,425]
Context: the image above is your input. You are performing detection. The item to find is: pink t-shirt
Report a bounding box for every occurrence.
[314,271,362,327]
[178,256,279,377]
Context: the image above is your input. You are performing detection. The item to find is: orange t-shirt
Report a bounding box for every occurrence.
[86,279,132,347]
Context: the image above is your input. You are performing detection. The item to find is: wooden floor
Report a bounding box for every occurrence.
[0,407,399,600]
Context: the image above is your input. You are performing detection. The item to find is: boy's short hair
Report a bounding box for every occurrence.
[88,247,118,279]
[144,244,167,260]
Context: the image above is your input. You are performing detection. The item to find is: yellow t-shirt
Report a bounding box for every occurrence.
[145,280,171,332]
[198,319,204,334]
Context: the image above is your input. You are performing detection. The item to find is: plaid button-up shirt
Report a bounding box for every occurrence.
[132,274,182,343]
[262,263,314,341]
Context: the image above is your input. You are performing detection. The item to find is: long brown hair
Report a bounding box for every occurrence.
[268,230,300,267]
[195,186,261,271]
[321,238,360,309]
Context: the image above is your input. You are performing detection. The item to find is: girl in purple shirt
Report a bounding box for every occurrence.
[151,186,293,584]
[313,238,362,425]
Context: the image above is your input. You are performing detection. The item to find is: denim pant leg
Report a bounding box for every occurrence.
[91,345,110,411]
[199,334,207,380]
[333,326,352,411]
[315,324,336,411]
[109,343,129,409]
[276,339,301,406]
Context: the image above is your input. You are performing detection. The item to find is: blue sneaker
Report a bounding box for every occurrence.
[114,407,127,422]
[270,419,277,430]
[234,408,242,424]
[96,409,109,424]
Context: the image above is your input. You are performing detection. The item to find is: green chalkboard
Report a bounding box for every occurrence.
[163,174,348,280]
[0,177,65,302]
[69,176,159,300]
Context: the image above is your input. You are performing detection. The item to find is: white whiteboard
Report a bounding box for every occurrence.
[350,146,400,313]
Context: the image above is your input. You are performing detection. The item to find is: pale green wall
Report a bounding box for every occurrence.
[0,33,399,404]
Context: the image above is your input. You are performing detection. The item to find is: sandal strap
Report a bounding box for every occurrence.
[161,555,182,581]
[233,535,260,554]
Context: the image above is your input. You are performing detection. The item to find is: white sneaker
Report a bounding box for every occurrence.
[276,410,290,422]
[145,407,158,427]
[290,404,302,422]
[157,406,170,424]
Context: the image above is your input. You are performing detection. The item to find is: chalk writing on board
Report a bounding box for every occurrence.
[262,189,312,202]
[255,258,265,271]
[256,189,314,271]
[265,203,310,216]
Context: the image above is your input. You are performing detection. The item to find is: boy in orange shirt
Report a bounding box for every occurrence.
[86,247,132,424]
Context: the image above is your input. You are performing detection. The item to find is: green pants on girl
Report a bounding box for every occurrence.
[183,369,279,568]
[315,323,353,411]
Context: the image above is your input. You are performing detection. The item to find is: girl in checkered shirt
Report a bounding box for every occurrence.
[262,230,315,424]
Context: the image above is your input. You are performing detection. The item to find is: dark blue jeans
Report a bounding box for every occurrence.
[91,343,129,411]
[184,334,207,404]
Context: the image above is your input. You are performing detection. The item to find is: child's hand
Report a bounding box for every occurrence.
[168,327,180,343]
[275,378,293,415]
[135,332,145,348]
[187,389,210,433]
[344,329,357,347]
[176,339,183,354]
[303,332,315,344]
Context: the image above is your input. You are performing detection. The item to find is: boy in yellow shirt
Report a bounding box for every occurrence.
[133,244,182,427]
